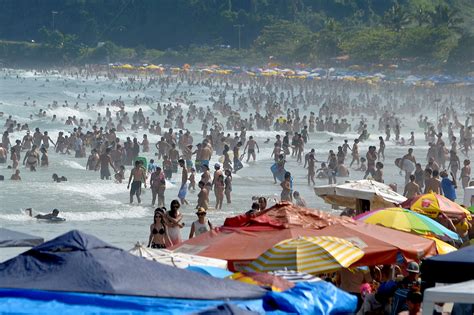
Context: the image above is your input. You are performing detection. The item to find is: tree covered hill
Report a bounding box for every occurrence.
[0,0,472,71]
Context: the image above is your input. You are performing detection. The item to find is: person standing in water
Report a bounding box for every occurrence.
[127,160,146,204]
[280,171,292,202]
[224,169,232,204]
[188,207,213,239]
[150,167,166,207]
[178,159,189,205]
[243,136,260,162]
[147,208,171,248]
[99,148,116,180]
[166,200,183,245]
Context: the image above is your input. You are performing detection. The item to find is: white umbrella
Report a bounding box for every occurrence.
[128,243,227,269]
[314,179,407,210]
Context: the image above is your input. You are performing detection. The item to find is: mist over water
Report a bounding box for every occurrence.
[0,68,469,261]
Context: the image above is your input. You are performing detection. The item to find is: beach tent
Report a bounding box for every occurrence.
[0,228,43,247]
[129,242,227,269]
[422,280,474,315]
[421,245,474,285]
[314,179,407,211]
[0,230,265,300]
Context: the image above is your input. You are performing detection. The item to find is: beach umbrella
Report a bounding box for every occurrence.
[467,205,474,214]
[310,222,438,266]
[128,243,227,269]
[314,179,407,211]
[171,202,353,271]
[401,193,471,220]
[422,236,457,255]
[245,236,364,275]
[119,64,134,70]
[354,207,460,241]
[0,228,43,248]
[228,272,294,292]
[268,270,320,283]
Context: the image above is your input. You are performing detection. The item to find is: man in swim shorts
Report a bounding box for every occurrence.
[128,160,147,204]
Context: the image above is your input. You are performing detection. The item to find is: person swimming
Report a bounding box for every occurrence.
[25,208,65,221]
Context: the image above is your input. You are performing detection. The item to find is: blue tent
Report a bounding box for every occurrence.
[421,245,474,285]
[0,228,44,247]
[0,230,265,300]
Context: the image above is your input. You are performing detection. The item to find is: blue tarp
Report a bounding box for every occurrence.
[263,281,358,315]
[421,245,474,284]
[0,230,265,300]
[0,288,265,314]
[0,228,44,248]
[0,281,358,315]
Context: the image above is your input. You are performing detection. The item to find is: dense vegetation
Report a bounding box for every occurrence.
[0,0,472,72]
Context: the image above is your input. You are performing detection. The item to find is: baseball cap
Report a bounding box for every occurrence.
[406,262,420,273]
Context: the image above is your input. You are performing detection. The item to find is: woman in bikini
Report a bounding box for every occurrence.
[23,144,39,171]
[147,208,172,249]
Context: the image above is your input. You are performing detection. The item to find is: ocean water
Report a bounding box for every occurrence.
[0,69,469,261]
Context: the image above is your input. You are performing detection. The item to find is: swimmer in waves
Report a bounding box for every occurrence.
[25,208,66,222]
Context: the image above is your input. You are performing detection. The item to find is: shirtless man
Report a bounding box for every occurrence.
[86,149,100,170]
[32,128,42,147]
[155,137,171,160]
[201,141,213,170]
[364,146,377,179]
[243,136,260,162]
[168,143,180,173]
[404,175,421,199]
[99,148,117,180]
[127,160,147,204]
[401,148,417,184]
[424,169,441,194]
[26,208,60,220]
[349,139,360,167]
[42,131,55,149]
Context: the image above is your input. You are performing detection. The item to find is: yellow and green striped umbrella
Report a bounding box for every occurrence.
[246,236,364,275]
